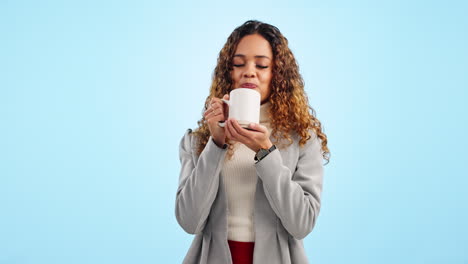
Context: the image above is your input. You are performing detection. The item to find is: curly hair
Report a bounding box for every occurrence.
[192,20,330,164]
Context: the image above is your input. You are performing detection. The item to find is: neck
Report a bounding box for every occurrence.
[259,101,271,124]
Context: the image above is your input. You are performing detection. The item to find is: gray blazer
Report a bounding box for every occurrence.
[175,128,324,264]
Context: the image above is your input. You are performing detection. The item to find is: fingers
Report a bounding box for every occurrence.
[212,95,228,110]
[207,97,225,111]
[230,119,250,137]
[225,119,243,143]
[248,123,267,133]
[210,96,225,107]
[226,119,249,142]
[204,96,229,128]
[204,110,224,124]
[226,119,270,143]
[204,103,220,117]
[205,95,229,121]
[203,107,221,118]
[203,95,231,140]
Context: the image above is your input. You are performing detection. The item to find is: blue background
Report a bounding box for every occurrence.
[1,0,467,263]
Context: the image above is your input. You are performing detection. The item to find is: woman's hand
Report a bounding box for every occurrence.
[225,118,273,153]
[204,94,229,148]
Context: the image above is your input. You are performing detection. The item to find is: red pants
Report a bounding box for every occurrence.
[228,240,255,264]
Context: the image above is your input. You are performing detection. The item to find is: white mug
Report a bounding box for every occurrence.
[218,88,260,129]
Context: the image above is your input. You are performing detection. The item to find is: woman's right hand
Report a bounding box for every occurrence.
[204,94,229,148]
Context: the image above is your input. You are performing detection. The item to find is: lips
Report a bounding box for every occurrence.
[240,83,257,88]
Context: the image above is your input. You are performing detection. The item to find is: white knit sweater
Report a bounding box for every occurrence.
[221,101,272,242]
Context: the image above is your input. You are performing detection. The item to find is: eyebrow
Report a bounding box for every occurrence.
[233,54,271,60]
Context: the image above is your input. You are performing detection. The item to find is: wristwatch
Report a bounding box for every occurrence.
[254,145,277,163]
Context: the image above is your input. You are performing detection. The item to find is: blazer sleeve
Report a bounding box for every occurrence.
[175,129,228,234]
[254,133,324,240]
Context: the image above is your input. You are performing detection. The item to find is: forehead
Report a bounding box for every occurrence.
[234,34,273,58]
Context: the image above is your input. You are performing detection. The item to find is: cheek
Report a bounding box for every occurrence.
[260,71,273,84]
[261,73,273,96]
[230,70,239,83]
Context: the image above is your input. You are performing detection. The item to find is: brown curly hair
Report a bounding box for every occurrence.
[193,20,330,164]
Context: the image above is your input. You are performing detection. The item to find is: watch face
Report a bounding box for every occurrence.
[256,145,276,162]
[257,149,269,159]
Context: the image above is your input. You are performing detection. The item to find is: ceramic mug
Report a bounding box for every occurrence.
[218,88,260,128]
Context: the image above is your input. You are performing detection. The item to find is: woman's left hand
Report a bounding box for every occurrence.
[225,118,273,152]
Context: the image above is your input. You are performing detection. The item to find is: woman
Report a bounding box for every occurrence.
[176,20,330,264]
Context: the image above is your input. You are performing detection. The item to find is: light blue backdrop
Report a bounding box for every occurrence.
[1,0,467,263]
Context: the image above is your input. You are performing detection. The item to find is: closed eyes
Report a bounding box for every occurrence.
[233,64,269,69]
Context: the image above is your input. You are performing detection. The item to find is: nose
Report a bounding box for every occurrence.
[243,63,256,78]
